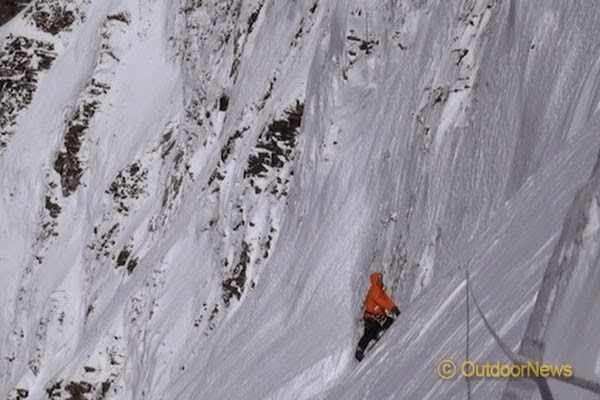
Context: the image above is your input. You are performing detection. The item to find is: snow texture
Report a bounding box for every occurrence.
[1,0,600,399]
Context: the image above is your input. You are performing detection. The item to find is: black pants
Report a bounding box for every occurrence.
[357,316,393,353]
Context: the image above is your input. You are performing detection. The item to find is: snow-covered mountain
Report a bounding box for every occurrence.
[1,0,600,399]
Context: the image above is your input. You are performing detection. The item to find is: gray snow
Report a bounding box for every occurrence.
[1,0,600,399]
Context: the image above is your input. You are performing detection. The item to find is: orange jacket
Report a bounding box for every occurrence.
[364,272,396,318]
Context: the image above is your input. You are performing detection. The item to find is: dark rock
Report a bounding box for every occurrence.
[0,1,32,26]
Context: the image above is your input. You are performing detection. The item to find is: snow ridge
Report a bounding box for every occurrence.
[2,0,600,399]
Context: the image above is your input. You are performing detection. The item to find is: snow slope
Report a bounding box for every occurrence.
[1,0,600,399]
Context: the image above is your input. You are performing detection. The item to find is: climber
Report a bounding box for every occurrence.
[355,272,400,362]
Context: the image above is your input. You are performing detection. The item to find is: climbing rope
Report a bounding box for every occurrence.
[466,270,600,398]
[465,266,472,400]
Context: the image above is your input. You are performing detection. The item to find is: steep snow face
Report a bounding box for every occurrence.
[510,151,600,400]
[1,0,327,398]
[1,0,600,400]
[1,0,186,398]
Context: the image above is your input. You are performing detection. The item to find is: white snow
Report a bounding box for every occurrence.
[1,0,600,399]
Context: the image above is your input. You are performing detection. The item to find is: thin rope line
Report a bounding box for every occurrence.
[466,265,472,400]
[467,272,554,399]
